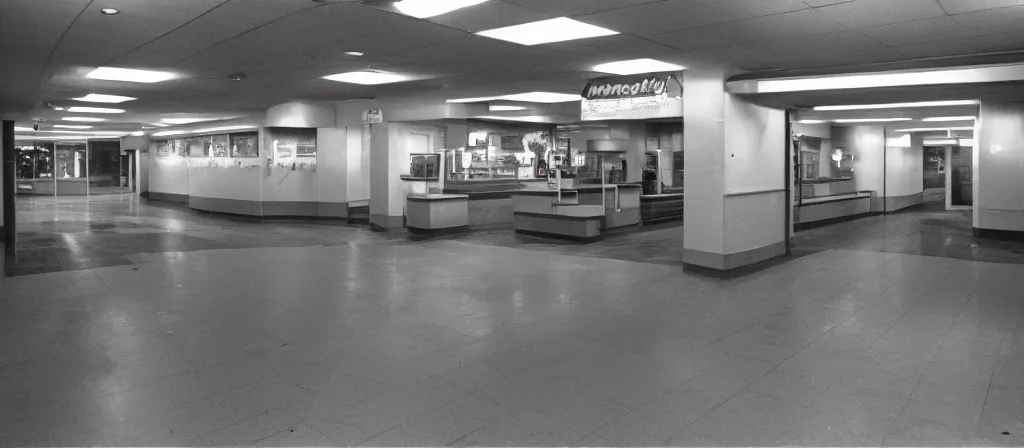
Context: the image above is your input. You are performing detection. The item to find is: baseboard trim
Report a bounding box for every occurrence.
[149,192,189,203]
[974,227,1024,242]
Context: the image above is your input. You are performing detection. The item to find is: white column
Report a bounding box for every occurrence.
[974,102,1024,235]
[683,69,788,272]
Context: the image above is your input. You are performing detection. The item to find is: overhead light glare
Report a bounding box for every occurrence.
[53,125,93,129]
[86,67,176,83]
[14,127,34,132]
[63,117,106,122]
[101,8,120,15]
[814,100,979,111]
[448,92,581,103]
[66,106,125,114]
[921,116,976,122]
[54,107,65,111]
[130,131,145,137]
[593,58,684,75]
[895,126,975,133]
[344,51,364,56]
[152,130,186,137]
[161,118,215,125]
[322,71,408,85]
[395,0,489,18]
[832,118,912,123]
[472,115,550,123]
[73,93,136,103]
[489,105,527,112]
[477,17,618,46]
[796,120,827,124]
[741,64,1024,93]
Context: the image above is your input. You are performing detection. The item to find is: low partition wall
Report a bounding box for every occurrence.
[795,191,874,228]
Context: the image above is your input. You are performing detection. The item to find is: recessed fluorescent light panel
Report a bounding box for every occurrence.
[86,67,176,83]
[63,117,106,122]
[895,127,975,133]
[796,120,827,124]
[740,64,1024,93]
[472,115,549,123]
[448,92,581,103]
[923,139,959,145]
[593,58,684,75]
[814,100,979,111]
[53,125,93,129]
[322,71,407,85]
[921,116,976,122]
[489,105,527,111]
[73,94,136,103]
[66,106,125,114]
[130,131,145,137]
[395,0,489,18]
[477,17,618,46]
[161,118,215,125]
[832,118,912,123]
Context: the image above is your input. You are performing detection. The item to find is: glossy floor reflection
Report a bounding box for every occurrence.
[3,201,1024,446]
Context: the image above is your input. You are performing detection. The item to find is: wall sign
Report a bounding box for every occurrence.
[363,109,383,124]
[581,73,683,121]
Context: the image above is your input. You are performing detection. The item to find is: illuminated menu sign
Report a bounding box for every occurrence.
[581,73,682,121]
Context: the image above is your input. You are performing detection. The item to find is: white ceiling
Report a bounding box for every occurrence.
[3,0,1024,131]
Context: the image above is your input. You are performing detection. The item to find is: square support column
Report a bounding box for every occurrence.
[682,69,788,274]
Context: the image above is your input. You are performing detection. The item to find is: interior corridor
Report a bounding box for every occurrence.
[2,196,1024,446]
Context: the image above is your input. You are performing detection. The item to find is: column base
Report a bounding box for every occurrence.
[683,241,788,278]
[370,214,405,231]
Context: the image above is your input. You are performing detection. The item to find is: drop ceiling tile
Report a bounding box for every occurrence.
[937,0,1024,14]
[501,0,664,16]
[582,0,810,36]
[653,8,848,52]
[858,15,980,46]
[425,1,550,32]
[893,30,1024,58]
[814,0,947,28]
[949,5,1024,34]
[0,0,88,17]
[751,30,885,54]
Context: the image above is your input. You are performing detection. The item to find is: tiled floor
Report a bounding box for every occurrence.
[2,195,1024,446]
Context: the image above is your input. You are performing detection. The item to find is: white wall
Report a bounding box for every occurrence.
[976,102,1024,231]
[346,125,370,203]
[317,128,347,205]
[149,143,189,197]
[886,133,924,198]
[832,125,885,195]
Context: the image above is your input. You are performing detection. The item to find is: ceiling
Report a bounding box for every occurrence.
[4,0,1024,132]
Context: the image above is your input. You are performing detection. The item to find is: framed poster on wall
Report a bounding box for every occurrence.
[231,133,259,157]
[212,134,229,157]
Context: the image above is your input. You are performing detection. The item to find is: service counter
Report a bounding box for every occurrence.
[640,193,684,223]
[576,184,642,229]
[795,191,875,227]
[406,194,469,233]
[511,190,604,240]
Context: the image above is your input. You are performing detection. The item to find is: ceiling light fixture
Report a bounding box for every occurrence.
[489,105,527,112]
[151,130,186,137]
[53,125,93,129]
[394,0,489,18]
[161,118,215,125]
[448,92,581,103]
[344,51,364,56]
[152,125,257,137]
[593,58,685,75]
[14,127,34,132]
[54,106,65,111]
[921,116,976,122]
[130,131,145,137]
[63,117,106,122]
[86,67,176,83]
[477,17,618,46]
[796,120,827,124]
[832,118,913,123]
[66,106,125,114]
[73,93,137,103]
[814,100,979,111]
[322,71,408,85]
[895,127,975,133]
[101,8,120,15]
[472,115,550,123]
[732,64,1024,93]
[923,139,959,145]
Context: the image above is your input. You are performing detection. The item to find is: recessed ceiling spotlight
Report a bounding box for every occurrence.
[323,71,408,85]
[344,51,364,56]
[86,67,176,83]
[814,100,979,111]
[101,8,120,15]
[593,58,685,75]
[395,0,489,18]
[477,17,618,46]
[63,117,106,122]
[448,92,581,103]
[66,106,125,114]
